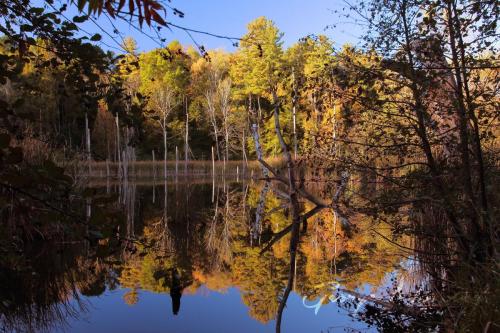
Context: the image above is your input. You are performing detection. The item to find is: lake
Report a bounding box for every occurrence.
[1,176,420,333]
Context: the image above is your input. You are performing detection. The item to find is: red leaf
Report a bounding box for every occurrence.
[151,9,166,26]
[128,0,134,17]
[150,1,162,10]
[135,0,143,26]
[118,0,126,12]
[98,0,103,15]
[144,1,151,26]
[105,1,115,18]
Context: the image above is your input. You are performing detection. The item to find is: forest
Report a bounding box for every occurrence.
[0,0,498,332]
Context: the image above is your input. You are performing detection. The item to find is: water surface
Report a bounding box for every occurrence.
[1,178,412,333]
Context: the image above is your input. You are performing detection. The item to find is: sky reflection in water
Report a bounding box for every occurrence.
[3,179,407,333]
[59,287,375,333]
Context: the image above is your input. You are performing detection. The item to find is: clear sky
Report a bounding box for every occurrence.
[56,0,364,54]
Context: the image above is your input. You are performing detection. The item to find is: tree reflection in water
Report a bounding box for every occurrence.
[1,244,98,332]
[0,174,458,332]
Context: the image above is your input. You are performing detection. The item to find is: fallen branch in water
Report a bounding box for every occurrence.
[260,205,325,255]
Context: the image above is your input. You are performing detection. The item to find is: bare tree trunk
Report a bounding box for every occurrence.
[85,112,91,175]
[164,177,167,229]
[115,114,121,178]
[224,122,229,171]
[257,96,262,125]
[242,129,248,166]
[175,146,179,178]
[206,91,221,160]
[292,68,298,160]
[215,130,220,161]
[106,158,110,178]
[253,180,270,240]
[212,146,215,203]
[163,115,167,181]
[332,104,337,156]
[251,124,268,177]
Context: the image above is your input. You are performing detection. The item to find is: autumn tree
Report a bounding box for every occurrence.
[139,42,190,167]
[231,17,289,156]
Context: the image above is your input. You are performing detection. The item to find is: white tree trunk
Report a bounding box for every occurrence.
[115,114,121,178]
[224,122,229,167]
[175,146,179,177]
[251,123,268,177]
[211,146,215,203]
[163,115,167,180]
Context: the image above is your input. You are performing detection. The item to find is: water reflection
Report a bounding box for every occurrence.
[1,177,414,333]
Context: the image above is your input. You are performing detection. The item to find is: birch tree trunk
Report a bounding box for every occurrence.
[152,150,156,180]
[205,91,221,160]
[175,146,179,178]
[115,114,121,179]
[242,129,248,167]
[163,115,167,180]
[251,123,268,177]
[211,146,215,203]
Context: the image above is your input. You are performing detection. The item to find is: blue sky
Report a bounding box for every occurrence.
[51,0,364,54]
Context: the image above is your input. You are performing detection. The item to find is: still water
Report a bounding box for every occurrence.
[1,178,413,333]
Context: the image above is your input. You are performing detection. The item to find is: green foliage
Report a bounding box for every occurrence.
[231,17,284,98]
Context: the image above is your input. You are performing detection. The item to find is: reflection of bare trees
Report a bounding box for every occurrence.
[124,181,136,239]
[252,180,270,243]
[205,186,240,271]
[162,179,173,254]
[0,290,85,333]
[206,186,220,254]
[148,214,174,255]
[0,245,111,333]
[0,283,85,333]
